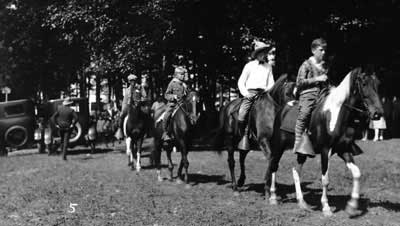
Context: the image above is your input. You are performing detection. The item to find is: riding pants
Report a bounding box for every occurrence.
[238,91,259,122]
[294,91,318,150]
[163,102,176,132]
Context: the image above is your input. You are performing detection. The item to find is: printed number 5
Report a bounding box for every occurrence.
[68,203,78,213]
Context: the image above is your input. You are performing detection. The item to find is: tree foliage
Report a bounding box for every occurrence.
[1,0,399,103]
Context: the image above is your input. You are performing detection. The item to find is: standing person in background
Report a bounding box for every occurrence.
[392,96,400,138]
[382,96,393,139]
[51,97,79,160]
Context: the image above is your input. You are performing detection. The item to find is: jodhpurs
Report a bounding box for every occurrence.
[238,93,258,122]
[294,91,318,144]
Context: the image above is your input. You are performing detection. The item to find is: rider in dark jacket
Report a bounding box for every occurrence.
[162,66,189,141]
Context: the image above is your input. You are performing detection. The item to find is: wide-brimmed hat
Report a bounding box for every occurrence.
[174,66,188,76]
[251,40,274,58]
[127,74,138,81]
[62,97,73,106]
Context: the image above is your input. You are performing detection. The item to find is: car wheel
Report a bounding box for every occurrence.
[4,125,28,148]
[69,122,82,143]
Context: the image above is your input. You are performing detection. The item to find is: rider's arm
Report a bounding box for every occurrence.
[296,61,319,90]
[238,63,250,97]
[164,81,176,101]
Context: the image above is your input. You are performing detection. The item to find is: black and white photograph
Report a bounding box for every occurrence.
[0,1,399,225]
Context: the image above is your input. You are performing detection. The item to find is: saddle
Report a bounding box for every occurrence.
[280,88,330,133]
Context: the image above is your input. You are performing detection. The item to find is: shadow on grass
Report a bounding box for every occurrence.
[241,181,400,217]
[188,173,229,186]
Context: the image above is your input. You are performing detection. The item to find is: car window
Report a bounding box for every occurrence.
[4,104,25,117]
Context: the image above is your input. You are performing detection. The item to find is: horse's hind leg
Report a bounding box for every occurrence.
[237,150,249,187]
[340,152,361,217]
[292,153,311,210]
[226,136,238,192]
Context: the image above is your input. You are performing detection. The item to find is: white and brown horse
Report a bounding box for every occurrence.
[268,67,383,216]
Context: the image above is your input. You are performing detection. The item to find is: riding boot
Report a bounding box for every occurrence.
[237,120,246,137]
[238,120,250,150]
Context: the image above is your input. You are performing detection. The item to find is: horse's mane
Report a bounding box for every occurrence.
[268,74,289,98]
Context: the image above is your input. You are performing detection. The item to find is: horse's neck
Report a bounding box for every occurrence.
[321,72,353,133]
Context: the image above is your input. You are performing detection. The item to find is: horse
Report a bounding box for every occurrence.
[124,102,153,171]
[267,66,383,217]
[211,74,296,193]
[153,91,201,186]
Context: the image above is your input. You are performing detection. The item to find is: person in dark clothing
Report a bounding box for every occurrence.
[382,96,393,139]
[51,97,79,160]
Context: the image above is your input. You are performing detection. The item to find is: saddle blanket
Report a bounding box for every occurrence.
[280,103,299,133]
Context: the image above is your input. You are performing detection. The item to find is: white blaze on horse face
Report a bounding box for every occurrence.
[323,72,352,132]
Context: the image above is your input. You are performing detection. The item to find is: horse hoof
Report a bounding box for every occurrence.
[176,179,183,185]
[345,203,359,217]
[298,200,312,211]
[185,184,192,189]
[237,177,246,187]
[157,176,163,182]
[323,209,334,217]
[269,198,278,205]
[136,167,141,172]
[233,191,240,197]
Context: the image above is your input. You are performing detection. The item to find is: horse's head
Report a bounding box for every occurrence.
[185,91,201,124]
[351,67,384,120]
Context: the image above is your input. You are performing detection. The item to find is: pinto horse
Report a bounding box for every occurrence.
[153,91,200,185]
[124,102,152,171]
[212,75,295,193]
[268,67,383,216]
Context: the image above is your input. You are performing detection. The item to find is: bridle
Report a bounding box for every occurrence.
[344,73,370,116]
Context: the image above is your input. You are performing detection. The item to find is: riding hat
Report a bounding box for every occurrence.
[127,74,138,81]
[174,66,188,76]
[251,40,274,58]
[62,97,73,106]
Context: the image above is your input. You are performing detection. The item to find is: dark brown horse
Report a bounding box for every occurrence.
[153,91,201,186]
[268,67,383,216]
[211,75,296,193]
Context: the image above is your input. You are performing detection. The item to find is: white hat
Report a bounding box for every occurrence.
[174,66,188,75]
[62,97,73,106]
[251,40,274,58]
[127,74,137,81]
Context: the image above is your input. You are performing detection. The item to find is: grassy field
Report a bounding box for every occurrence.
[0,140,400,226]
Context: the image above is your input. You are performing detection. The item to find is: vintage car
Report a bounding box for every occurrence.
[36,97,96,154]
[0,99,36,156]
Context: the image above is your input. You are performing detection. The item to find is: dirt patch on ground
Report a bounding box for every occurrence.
[0,140,399,225]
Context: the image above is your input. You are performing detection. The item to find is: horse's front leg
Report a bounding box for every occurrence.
[320,149,333,217]
[177,139,190,188]
[126,137,133,167]
[237,150,249,187]
[259,137,274,202]
[292,153,311,210]
[135,138,143,172]
[340,152,361,217]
